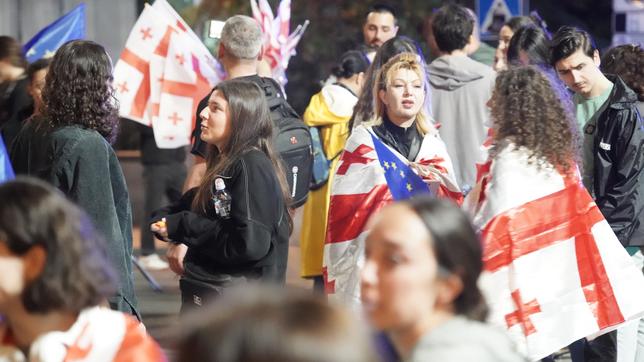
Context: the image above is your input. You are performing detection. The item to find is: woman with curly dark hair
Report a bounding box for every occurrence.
[464,66,644,360]
[601,44,644,115]
[0,177,164,361]
[10,40,139,318]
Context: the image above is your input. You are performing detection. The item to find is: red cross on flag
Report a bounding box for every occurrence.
[467,144,644,360]
[113,0,221,148]
[323,125,461,305]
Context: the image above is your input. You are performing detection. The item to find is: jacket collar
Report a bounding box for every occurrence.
[604,74,638,110]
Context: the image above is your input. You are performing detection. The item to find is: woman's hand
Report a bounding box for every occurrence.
[166,243,187,276]
[150,218,170,242]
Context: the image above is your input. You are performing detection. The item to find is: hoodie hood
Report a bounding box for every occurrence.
[428,55,492,91]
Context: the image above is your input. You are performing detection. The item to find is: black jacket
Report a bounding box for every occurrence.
[589,75,644,246]
[151,149,290,284]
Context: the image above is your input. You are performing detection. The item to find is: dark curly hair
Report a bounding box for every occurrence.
[0,177,117,314]
[490,66,580,174]
[42,40,119,144]
[601,44,644,102]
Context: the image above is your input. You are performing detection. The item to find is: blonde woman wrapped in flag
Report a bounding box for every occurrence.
[465,66,644,360]
[323,53,461,306]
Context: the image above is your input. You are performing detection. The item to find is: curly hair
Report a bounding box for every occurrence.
[490,66,580,173]
[42,40,119,144]
[601,44,644,102]
[0,177,117,314]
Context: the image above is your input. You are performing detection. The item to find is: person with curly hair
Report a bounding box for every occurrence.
[601,43,644,116]
[466,66,644,361]
[0,177,164,361]
[10,40,139,318]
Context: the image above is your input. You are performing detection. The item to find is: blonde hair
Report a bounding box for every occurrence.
[365,52,433,136]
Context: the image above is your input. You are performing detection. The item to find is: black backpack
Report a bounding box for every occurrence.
[252,77,313,208]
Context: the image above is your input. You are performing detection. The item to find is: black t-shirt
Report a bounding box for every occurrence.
[0,77,32,150]
[190,74,264,159]
[372,115,422,161]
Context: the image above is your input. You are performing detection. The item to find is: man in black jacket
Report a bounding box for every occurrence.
[552,26,644,362]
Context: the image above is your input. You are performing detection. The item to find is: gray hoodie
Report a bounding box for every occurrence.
[407,316,525,362]
[428,55,495,189]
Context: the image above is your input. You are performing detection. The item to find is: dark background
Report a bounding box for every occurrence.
[133,0,613,116]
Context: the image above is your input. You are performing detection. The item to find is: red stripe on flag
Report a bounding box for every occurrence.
[482,184,604,272]
[575,232,625,329]
[325,184,392,244]
[120,48,150,118]
[336,144,374,175]
[154,27,175,58]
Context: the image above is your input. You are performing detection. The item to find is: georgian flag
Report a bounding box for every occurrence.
[323,125,461,305]
[467,143,644,360]
[113,0,220,148]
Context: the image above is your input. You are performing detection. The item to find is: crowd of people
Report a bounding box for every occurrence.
[0,2,642,362]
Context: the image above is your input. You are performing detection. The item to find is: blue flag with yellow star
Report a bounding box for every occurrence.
[23,3,86,63]
[0,136,15,183]
[370,132,431,200]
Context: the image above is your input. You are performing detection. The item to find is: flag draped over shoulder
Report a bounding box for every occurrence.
[323,125,460,305]
[113,0,220,149]
[250,0,308,87]
[0,137,14,183]
[23,3,85,62]
[0,307,166,361]
[467,143,644,361]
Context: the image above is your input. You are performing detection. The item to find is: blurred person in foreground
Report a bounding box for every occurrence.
[0,177,164,361]
[361,197,523,361]
[177,285,375,362]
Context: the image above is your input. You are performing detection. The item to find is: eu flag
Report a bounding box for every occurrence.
[370,132,431,200]
[23,3,86,63]
[0,137,15,183]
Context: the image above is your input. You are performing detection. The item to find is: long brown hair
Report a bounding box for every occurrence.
[490,66,580,173]
[192,79,291,225]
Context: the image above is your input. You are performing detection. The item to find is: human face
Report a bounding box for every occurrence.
[361,205,442,332]
[379,68,424,126]
[497,25,513,55]
[555,48,602,97]
[0,242,26,312]
[28,68,48,114]
[199,89,232,150]
[363,12,398,49]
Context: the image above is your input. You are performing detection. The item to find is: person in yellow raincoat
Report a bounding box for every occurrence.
[300,50,369,288]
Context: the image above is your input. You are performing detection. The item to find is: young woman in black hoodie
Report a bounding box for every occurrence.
[151,79,291,311]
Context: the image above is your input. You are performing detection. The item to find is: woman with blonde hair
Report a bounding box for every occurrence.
[323,52,460,304]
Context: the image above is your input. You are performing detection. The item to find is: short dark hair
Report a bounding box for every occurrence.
[507,25,551,66]
[431,4,474,53]
[366,3,397,25]
[331,50,369,79]
[601,44,644,102]
[405,197,488,321]
[0,177,117,314]
[0,36,27,69]
[550,26,597,66]
[26,58,51,83]
[178,286,376,362]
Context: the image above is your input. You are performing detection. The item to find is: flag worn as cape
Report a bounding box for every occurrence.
[323,124,460,305]
[466,143,644,360]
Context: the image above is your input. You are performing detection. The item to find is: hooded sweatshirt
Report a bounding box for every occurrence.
[428,55,495,189]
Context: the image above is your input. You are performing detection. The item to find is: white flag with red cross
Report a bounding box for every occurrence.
[467,143,644,361]
[113,0,220,148]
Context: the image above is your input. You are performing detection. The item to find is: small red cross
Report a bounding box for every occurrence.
[140,27,153,41]
[175,53,185,65]
[168,112,182,126]
[505,289,542,336]
[117,82,129,93]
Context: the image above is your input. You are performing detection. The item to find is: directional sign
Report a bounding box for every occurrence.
[477,0,524,38]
